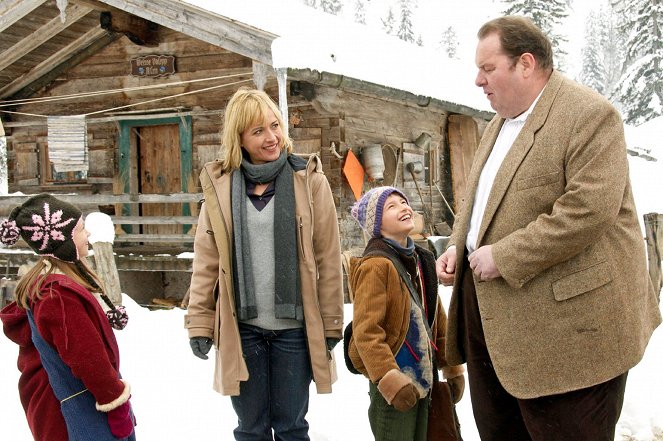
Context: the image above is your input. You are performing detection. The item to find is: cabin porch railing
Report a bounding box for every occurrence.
[0,193,202,245]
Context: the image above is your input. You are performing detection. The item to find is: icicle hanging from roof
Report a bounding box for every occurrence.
[56,0,68,23]
[276,67,289,138]
[252,61,271,91]
[47,115,88,172]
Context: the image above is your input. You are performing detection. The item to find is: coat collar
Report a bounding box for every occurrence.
[201,153,321,240]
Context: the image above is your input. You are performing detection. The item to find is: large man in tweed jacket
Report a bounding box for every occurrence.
[437,16,661,440]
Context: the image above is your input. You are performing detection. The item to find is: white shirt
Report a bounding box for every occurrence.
[466,91,544,253]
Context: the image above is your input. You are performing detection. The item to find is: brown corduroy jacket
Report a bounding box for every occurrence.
[348,240,463,383]
[446,70,661,399]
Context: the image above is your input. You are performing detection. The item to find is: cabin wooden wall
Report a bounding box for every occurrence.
[4,27,256,195]
[288,84,466,252]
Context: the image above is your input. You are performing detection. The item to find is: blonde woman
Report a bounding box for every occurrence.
[0,194,136,441]
[185,88,343,440]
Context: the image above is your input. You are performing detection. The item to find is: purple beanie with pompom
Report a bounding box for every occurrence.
[350,186,408,238]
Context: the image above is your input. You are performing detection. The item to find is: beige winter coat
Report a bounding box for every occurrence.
[446,70,661,399]
[185,155,343,395]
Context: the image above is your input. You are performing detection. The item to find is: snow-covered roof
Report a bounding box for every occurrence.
[183,0,492,115]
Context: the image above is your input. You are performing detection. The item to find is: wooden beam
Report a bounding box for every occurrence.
[6,32,118,101]
[114,234,195,243]
[0,193,203,206]
[113,255,193,272]
[0,27,113,99]
[99,10,158,46]
[2,108,223,128]
[98,0,276,64]
[0,4,93,72]
[0,251,194,272]
[109,216,198,225]
[0,0,47,33]
[70,0,134,18]
[70,0,114,11]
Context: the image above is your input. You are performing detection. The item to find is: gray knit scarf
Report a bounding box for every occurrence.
[231,151,302,321]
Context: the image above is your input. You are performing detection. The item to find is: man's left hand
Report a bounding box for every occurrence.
[468,245,501,281]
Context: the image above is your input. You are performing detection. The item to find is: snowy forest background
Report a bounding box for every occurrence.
[299,0,663,127]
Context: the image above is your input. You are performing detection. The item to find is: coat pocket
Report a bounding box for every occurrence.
[516,170,562,191]
[552,261,613,301]
[296,215,307,261]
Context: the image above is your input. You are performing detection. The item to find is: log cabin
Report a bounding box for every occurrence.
[0,0,493,304]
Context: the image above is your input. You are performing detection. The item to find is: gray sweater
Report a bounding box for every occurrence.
[240,197,303,330]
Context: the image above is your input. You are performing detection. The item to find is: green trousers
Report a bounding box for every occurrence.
[368,381,430,441]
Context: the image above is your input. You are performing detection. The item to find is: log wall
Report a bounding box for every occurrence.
[289,85,465,251]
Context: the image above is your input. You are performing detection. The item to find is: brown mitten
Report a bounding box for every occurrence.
[377,369,420,412]
[442,364,465,404]
[446,374,465,404]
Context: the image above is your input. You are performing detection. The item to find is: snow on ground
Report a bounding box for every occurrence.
[1,295,661,440]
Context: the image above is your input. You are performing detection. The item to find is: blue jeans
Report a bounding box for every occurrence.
[231,323,312,441]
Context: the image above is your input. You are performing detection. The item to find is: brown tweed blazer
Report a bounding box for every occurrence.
[446,70,661,399]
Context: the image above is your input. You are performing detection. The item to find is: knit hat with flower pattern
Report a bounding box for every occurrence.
[351,186,409,239]
[0,193,83,263]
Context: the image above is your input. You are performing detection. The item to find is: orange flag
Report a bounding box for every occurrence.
[343,150,365,201]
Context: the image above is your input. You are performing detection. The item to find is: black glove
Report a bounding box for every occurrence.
[190,337,213,360]
[326,337,340,352]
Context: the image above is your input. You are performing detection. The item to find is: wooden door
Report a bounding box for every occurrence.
[138,124,181,236]
[447,115,480,213]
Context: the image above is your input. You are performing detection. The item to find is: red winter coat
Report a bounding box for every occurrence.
[0,274,127,441]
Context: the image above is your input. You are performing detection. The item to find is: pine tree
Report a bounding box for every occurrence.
[579,5,625,98]
[354,0,366,25]
[601,7,627,98]
[501,0,571,70]
[610,0,663,125]
[302,0,318,8]
[579,10,609,94]
[416,35,424,47]
[320,0,342,15]
[396,0,416,44]
[439,26,460,59]
[382,7,395,35]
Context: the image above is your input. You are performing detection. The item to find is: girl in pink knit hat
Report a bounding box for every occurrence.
[0,193,136,441]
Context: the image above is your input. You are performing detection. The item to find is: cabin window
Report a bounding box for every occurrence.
[41,144,88,184]
[50,167,87,183]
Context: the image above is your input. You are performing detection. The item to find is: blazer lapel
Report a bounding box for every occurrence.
[476,71,564,247]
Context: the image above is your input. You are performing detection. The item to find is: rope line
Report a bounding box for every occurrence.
[0,72,252,107]
[83,79,253,116]
[0,77,254,119]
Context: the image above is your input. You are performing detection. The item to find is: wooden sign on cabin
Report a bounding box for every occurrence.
[130,55,175,78]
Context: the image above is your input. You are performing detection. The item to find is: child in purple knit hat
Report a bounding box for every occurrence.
[347,186,465,440]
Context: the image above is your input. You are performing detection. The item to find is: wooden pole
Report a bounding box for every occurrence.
[90,242,122,305]
[644,213,662,304]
